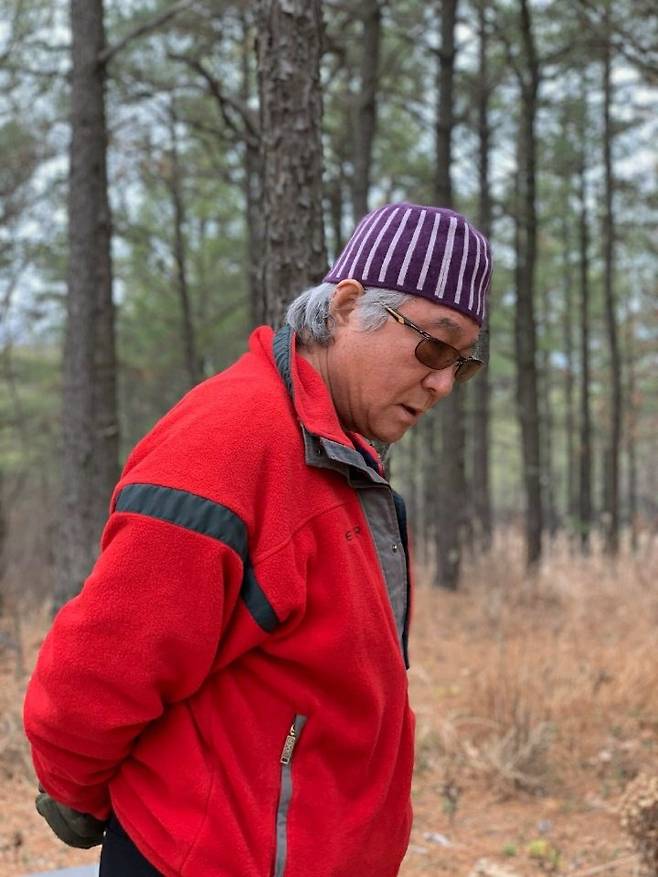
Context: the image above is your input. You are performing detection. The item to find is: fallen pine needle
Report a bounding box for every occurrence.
[568,853,639,876]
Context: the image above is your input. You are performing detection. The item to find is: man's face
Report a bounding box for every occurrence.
[326,286,480,443]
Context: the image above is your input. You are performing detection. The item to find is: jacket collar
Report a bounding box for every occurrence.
[259,325,387,486]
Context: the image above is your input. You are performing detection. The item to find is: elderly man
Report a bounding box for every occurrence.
[24,202,492,877]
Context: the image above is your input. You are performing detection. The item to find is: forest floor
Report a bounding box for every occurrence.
[1,535,656,877]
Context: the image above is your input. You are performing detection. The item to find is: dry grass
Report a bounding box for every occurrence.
[405,532,658,873]
[1,532,657,875]
[0,602,100,875]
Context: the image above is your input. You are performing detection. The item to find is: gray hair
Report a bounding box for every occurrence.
[286,282,413,346]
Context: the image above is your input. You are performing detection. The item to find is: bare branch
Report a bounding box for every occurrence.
[569,854,639,877]
[576,0,658,79]
[489,9,524,88]
[542,42,578,69]
[99,0,199,67]
[1,62,65,79]
[168,52,260,147]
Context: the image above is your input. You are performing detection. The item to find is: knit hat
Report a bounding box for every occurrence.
[323,202,492,325]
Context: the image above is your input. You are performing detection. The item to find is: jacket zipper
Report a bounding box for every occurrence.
[274,714,307,877]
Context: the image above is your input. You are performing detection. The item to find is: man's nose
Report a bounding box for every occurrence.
[421,366,456,401]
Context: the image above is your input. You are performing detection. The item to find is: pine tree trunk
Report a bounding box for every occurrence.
[514,0,543,568]
[196,216,210,332]
[328,176,345,257]
[434,0,463,590]
[539,281,558,537]
[256,0,327,327]
[351,0,381,222]
[471,0,493,553]
[408,425,420,539]
[561,208,577,540]
[601,15,622,555]
[624,310,638,553]
[434,0,457,208]
[169,103,201,387]
[239,11,265,328]
[577,88,593,555]
[56,0,117,609]
[245,137,265,326]
[422,418,436,570]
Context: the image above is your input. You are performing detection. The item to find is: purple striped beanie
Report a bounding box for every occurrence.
[324,202,492,325]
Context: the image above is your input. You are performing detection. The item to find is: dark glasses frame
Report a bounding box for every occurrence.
[384,305,483,383]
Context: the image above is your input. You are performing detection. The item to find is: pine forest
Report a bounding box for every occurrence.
[1,1,657,874]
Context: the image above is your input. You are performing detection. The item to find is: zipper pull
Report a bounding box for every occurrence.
[280,724,297,765]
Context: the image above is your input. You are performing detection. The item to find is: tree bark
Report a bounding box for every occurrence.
[351,0,381,222]
[577,86,593,554]
[514,0,543,568]
[256,0,327,327]
[56,0,117,609]
[434,0,457,208]
[601,8,622,555]
[434,0,463,590]
[471,0,493,553]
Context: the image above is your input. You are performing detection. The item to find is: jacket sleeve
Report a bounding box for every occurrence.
[23,493,246,820]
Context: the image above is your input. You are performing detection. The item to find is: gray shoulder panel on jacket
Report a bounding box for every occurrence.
[114,483,278,633]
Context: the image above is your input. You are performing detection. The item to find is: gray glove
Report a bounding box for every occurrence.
[35,787,107,849]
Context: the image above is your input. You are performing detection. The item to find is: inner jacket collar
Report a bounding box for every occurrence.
[271,325,387,486]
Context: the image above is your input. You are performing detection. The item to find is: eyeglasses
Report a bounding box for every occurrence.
[384,306,483,383]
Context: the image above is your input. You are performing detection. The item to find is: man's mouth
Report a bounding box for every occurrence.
[400,404,422,419]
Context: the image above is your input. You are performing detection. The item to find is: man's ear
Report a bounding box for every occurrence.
[329,279,365,326]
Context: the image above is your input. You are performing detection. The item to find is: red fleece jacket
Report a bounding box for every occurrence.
[24,326,415,877]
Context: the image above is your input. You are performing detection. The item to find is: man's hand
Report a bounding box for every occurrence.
[35,787,107,849]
